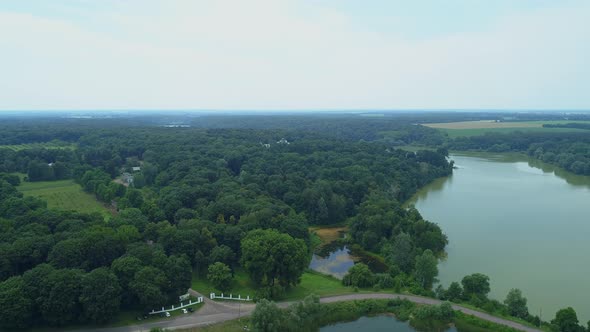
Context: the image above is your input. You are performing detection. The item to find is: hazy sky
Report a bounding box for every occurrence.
[1,0,589,110]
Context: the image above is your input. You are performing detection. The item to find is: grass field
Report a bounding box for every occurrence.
[0,142,76,151]
[422,120,590,137]
[18,180,111,219]
[309,226,347,245]
[178,319,247,332]
[192,269,351,301]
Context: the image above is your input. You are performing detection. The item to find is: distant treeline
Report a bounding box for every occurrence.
[448,131,590,175]
[543,122,590,130]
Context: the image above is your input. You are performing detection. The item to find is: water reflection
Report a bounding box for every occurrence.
[310,242,388,279]
[452,152,590,188]
[320,315,458,332]
[309,246,355,279]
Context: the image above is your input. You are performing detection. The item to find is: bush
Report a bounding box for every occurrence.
[254,284,285,301]
[342,263,376,288]
[376,273,394,289]
[410,302,454,332]
[387,298,416,321]
[207,262,232,292]
[251,299,288,332]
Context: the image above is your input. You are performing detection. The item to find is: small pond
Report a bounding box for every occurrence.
[309,236,388,279]
[320,315,458,332]
[309,246,355,279]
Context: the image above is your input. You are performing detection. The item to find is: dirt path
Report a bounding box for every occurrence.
[73,292,541,332]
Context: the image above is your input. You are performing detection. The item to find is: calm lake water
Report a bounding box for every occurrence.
[409,153,590,322]
[309,242,388,279]
[320,315,457,332]
[309,246,355,279]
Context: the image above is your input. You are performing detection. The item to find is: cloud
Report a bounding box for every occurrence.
[0,0,588,110]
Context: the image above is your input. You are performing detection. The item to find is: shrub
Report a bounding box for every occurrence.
[376,273,394,289]
[342,263,376,288]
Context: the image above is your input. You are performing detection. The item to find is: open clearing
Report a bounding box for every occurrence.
[422,120,590,137]
[423,120,542,129]
[18,180,111,219]
[191,269,349,301]
[0,142,76,151]
[309,226,347,245]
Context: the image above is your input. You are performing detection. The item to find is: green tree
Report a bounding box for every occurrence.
[209,245,236,270]
[80,267,122,323]
[316,197,329,224]
[48,238,85,268]
[504,288,528,319]
[251,299,287,332]
[414,249,438,289]
[111,256,143,290]
[388,232,414,273]
[446,282,463,301]
[342,263,375,288]
[129,266,169,310]
[461,273,490,299]
[0,276,33,329]
[241,229,308,288]
[290,294,322,330]
[194,250,207,277]
[39,268,84,326]
[164,255,192,297]
[551,307,582,332]
[207,262,233,292]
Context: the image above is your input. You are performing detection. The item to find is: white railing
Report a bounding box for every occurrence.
[149,296,204,315]
[210,292,252,301]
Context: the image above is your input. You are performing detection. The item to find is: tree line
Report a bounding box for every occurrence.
[449,131,590,175]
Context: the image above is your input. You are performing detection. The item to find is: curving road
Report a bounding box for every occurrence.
[75,292,541,332]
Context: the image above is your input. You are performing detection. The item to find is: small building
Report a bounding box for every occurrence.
[122,172,134,185]
[276,138,290,145]
[132,166,141,172]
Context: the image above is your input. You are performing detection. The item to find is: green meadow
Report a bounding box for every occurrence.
[17,179,111,219]
[438,126,588,138]
[424,120,590,137]
[0,142,76,151]
[191,269,351,301]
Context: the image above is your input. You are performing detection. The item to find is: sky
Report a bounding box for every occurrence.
[0,0,589,111]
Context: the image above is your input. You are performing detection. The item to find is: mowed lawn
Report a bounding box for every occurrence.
[191,269,350,301]
[422,120,590,137]
[18,180,111,219]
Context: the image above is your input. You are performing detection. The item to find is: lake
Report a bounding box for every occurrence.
[320,315,457,331]
[409,153,590,322]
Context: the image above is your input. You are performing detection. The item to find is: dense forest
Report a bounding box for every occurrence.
[0,116,452,329]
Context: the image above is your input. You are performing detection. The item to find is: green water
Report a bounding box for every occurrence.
[320,315,458,331]
[409,153,590,322]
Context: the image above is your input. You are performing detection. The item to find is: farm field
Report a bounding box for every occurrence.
[422,120,590,137]
[17,179,111,219]
[0,141,76,151]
